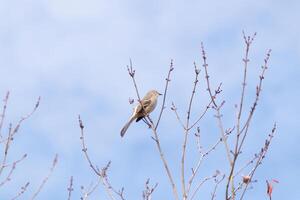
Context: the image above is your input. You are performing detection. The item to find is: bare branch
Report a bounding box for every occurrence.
[239,123,276,200]
[181,62,200,200]
[31,154,58,200]
[201,43,232,167]
[211,174,226,200]
[155,59,174,130]
[201,43,218,108]
[127,59,142,101]
[80,179,101,200]
[186,128,233,198]
[0,91,9,138]
[237,49,272,153]
[226,47,272,200]
[233,154,259,179]
[147,116,179,200]
[237,32,257,134]
[79,116,124,200]
[142,179,158,200]
[78,116,101,176]
[213,101,232,165]
[188,83,222,131]
[10,182,30,200]
[190,170,223,200]
[171,102,185,130]
[0,124,13,176]
[11,96,40,139]
[67,176,74,200]
[0,154,27,187]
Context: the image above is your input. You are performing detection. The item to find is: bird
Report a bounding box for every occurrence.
[120,90,162,137]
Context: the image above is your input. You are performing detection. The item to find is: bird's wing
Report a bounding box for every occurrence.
[142,99,151,109]
[134,99,151,114]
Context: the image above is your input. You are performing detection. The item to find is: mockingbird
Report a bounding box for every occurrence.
[120,90,161,137]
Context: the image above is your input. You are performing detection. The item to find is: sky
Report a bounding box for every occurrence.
[0,0,299,199]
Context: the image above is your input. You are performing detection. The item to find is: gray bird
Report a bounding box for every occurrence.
[120,90,162,137]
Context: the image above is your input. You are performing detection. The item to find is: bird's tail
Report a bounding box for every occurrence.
[120,116,135,137]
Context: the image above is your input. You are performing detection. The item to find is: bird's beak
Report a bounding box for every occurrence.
[158,92,162,95]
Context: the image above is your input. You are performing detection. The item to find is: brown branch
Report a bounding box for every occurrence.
[0,91,9,138]
[148,116,179,200]
[181,63,200,200]
[237,49,272,153]
[213,101,232,165]
[11,96,40,139]
[171,102,185,130]
[188,83,222,131]
[236,32,257,137]
[155,60,174,130]
[0,123,12,176]
[67,176,74,200]
[127,59,142,101]
[211,173,226,200]
[201,43,217,108]
[102,163,126,200]
[79,116,124,200]
[239,123,276,200]
[186,127,234,198]
[201,43,232,167]
[142,179,158,200]
[226,48,272,200]
[190,171,223,200]
[78,116,102,176]
[31,154,58,200]
[80,179,101,200]
[0,154,27,187]
[10,182,30,200]
[233,153,259,179]
[226,32,257,200]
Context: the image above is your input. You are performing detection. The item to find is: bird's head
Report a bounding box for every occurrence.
[151,90,162,97]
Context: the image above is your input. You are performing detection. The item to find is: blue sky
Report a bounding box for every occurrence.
[0,0,299,199]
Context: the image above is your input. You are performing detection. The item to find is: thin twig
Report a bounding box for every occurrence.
[233,154,259,179]
[201,43,217,108]
[31,154,58,200]
[11,97,40,138]
[214,101,232,165]
[239,123,276,200]
[78,116,117,200]
[226,48,272,200]
[237,49,272,153]
[188,83,222,131]
[181,63,200,200]
[201,43,232,167]
[67,176,73,200]
[10,182,30,200]
[81,179,101,200]
[186,128,233,198]
[148,116,179,200]
[0,124,12,176]
[142,179,158,200]
[190,171,222,200]
[127,59,142,101]
[171,102,185,130]
[155,60,174,130]
[0,154,27,187]
[211,174,226,200]
[0,91,9,138]
[226,31,256,199]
